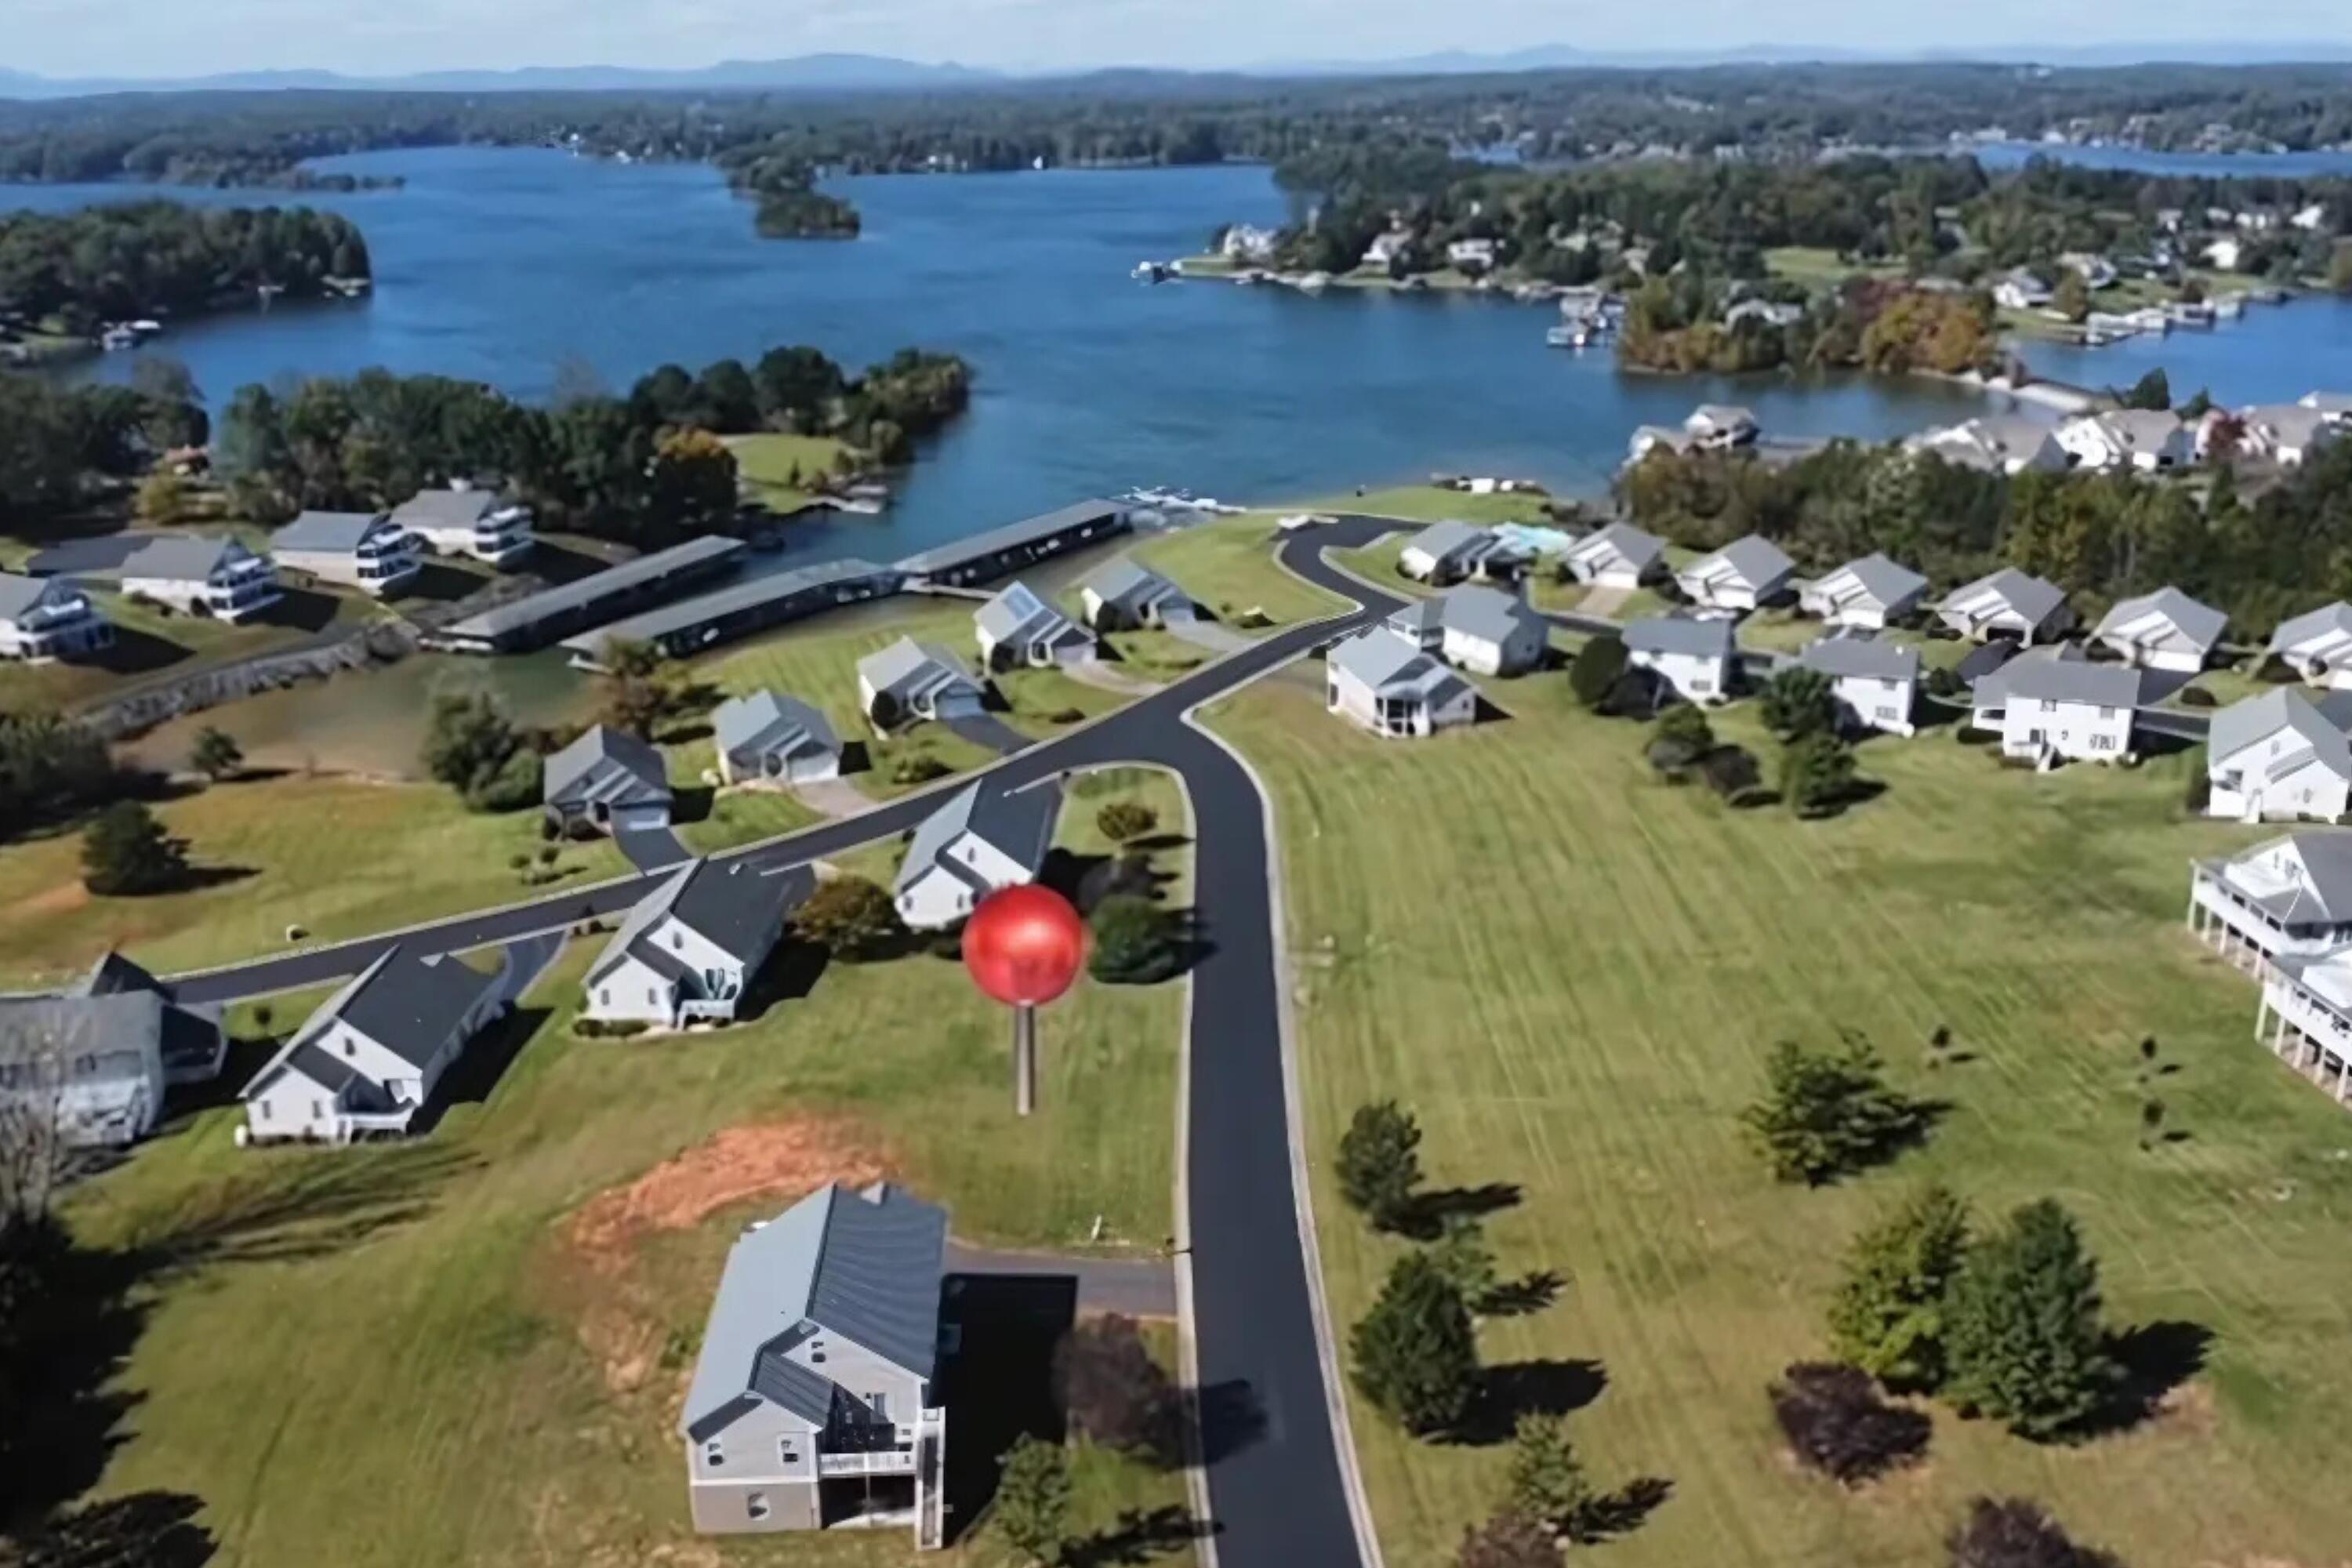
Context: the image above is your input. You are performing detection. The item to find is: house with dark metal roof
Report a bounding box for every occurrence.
[240,945,508,1144]
[893,501,1127,588]
[1,953,223,1148]
[1078,557,1196,631]
[1325,627,1477,738]
[0,571,113,662]
[973,582,1094,671]
[432,535,746,654]
[1624,615,1737,705]
[391,486,536,568]
[679,1181,950,1544]
[713,691,843,786]
[119,534,280,623]
[856,639,985,731]
[1798,633,1922,737]
[586,859,815,1027]
[893,779,1061,931]
[559,557,902,666]
[274,510,421,597]
[544,724,673,836]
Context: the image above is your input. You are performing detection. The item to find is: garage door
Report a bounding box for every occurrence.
[612,803,670,833]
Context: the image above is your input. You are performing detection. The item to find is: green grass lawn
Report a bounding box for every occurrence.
[1202,670,2352,1568]
[59,901,1194,1567]
[1764,247,1905,289]
[0,775,628,988]
[724,431,857,511]
[1125,514,1352,629]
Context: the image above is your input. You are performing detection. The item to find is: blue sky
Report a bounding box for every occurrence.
[7,0,2352,78]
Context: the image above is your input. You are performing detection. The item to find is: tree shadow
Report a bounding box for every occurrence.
[1796,777,1889,822]
[6,1488,217,1566]
[1066,1504,1217,1568]
[668,784,717,826]
[1579,1475,1674,1542]
[1392,1181,1523,1240]
[151,1142,480,1271]
[1123,832,1193,855]
[1192,1377,1269,1465]
[2078,1320,2213,1438]
[0,1230,150,1521]
[172,864,260,894]
[1479,1269,1565,1319]
[1448,1359,1610,1445]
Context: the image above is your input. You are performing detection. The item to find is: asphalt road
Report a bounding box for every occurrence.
[164,513,1410,1568]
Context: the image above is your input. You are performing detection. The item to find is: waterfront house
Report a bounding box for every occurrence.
[2237,404,2336,466]
[1362,230,1413,269]
[1684,405,1759,449]
[1446,238,1499,274]
[1723,298,1804,329]
[1563,522,1667,590]
[1397,521,1528,586]
[0,953,224,1149]
[713,690,843,786]
[586,860,815,1028]
[240,946,508,1145]
[1937,568,2074,644]
[1627,425,1695,463]
[1425,585,1547,677]
[2205,688,2352,824]
[1624,615,1736,706]
[1674,534,1795,612]
[392,486,536,568]
[1992,268,2053,310]
[2270,603,2352,689]
[1078,558,1196,631]
[544,724,673,837]
[2091,586,2226,673]
[1799,553,1929,630]
[858,639,986,730]
[893,501,1127,590]
[1220,223,1279,262]
[2299,390,2352,424]
[2059,251,2119,289]
[119,535,280,622]
[274,510,422,597]
[2188,831,2352,975]
[680,1181,949,1545]
[1798,634,1921,737]
[1325,628,1479,738]
[0,572,113,662]
[2056,410,2194,472]
[2202,236,2246,271]
[1970,645,2143,763]
[893,779,1061,931]
[1910,415,2067,475]
[973,582,1095,672]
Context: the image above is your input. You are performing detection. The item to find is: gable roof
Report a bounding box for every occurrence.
[0,572,73,620]
[1568,521,1665,570]
[2209,688,2352,775]
[1624,615,1735,659]
[2087,409,2186,451]
[681,1181,949,1440]
[2222,833,2352,925]
[589,858,815,985]
[119,534,253,583]
[1327,627,1471,702]
[1403,521,1489,563]
[276,510,397,554]
[391,488,508,528]
[1823,552,1929,607]
[2271,601,2352,654]
[858,637,978,702]
[713,690,840,764]
[1943,568,2067,627]
[544,724,670,809]
[1080,556,1188,610]
[1439,584,1540,646]
[975,581,1082,646]
[1992,652,2145,710]
[894,780,1061,898]
[2241,404,2332,448]
[2094,586,2226,651]
[71,949,164,999]
[1689,534,1794,588]
[307,946,503,1070]
[892,500,1123,576]
[1689,403,1757,431]
[1800,634,1922,681]
[0,992,165,1085]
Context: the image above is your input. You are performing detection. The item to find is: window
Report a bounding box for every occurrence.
[704,1439,724,1468]
[870,1391,890,1421]
[311,1100,324,1119]
[672,931,683,949]
[260,1102,272,1120]
[343,1038,355,1058]
[2098,705,2117,719]
[599,989,609,1006]
[779,1439,799,1465]
[746,1493,768,1520]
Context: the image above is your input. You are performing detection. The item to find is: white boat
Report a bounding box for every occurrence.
[2213,295,2246,319]
[1131,260,1173,283]
[1294,271,1332,294]
[1545,324,1593,349]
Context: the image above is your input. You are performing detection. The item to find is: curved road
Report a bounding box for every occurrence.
[165,515,1412,1568]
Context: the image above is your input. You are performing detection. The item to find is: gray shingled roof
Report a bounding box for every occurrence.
[1327,628,1469,701]
[2094,586,2227,652]
[544,725,671,810]
[1944,568,2067,627]
[590,858,815,985]
[1439,584,1539,645]
[1385,597,1444,637]
[894,780,1061,899]
[1406,521,1486,563]
[1800,634,1922,681]
[0,572,60,619]
[859,637,979,705]
[975,581,1082,648]
[1825,553,1929,608]
[1690,534,1794,590]
[1080,557,1188,613]
[2269,601,2352,654]
[713,690,840,768]
[2226,833,2352,925]
[307,946,503,1070]
[1993,654,2145,709]
[1570,521,1665,571]
[2242,404,2332,449]
[391,488,505,528]
[119,534,252,583]
[276,510,393,554]
[893,500,1123,575]
[1624,615,1736,658]
[2207,688,2352,779]
[0,992,163,1087]
[681,1182,949,1440]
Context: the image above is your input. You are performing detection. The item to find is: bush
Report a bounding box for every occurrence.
[572,1018,652,1039]
[1780,731,1858,817]
[2180,743,2211,812]
[1700,744,1763,801]
[891,753,953,785]
[1946,1497,2122,1568]
[1045,706,1086,724]
[1095,800,1160,843]
[1769,1362,1931,1484]
[1088,894,1182,983]
[1570,633,1628,710]
[2175,684,2215,708]
[81,800,190,896]
[1350,1250,1479,1435]
[791,875,905,960]
[466,746,544,813]
[1338,1100,1422,1231]
[1501,1411,1594,1537]
[1742,1032,1926,1185]
[1648,702,1715,776]
[1925,666,1965,699]
[1828,1183,1972,1389]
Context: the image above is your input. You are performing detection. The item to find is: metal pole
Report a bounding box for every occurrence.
[1014,1003,1038,1117]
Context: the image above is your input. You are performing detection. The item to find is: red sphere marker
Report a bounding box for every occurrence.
[963,884,1086,1115]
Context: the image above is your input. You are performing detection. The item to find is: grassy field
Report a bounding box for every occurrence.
[1202,669,2352,1567]
[724,431,857,512]
[1764,247,1906,289]
[59,849,1196,1568]
[0,775,628,988]
[1125,513,1352,628]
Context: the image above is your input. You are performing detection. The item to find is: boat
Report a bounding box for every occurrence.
[2212,295,2246,320]
[99,325,137,351]
[1545,324,1593,349]
[2166,302,2214,329]
[1294,271,1332,294]
[1130,260,1174,283]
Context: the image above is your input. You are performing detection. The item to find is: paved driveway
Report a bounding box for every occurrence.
[943,1243,1178,1319]
[613,824,691,873]
[942,713,1031,755]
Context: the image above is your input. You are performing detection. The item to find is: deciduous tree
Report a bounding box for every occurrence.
[188,726,244,782]
[791,875,906,960]
[1052,1314,1180,1462]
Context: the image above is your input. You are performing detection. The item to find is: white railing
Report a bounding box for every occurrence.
[818,1448,916,1476]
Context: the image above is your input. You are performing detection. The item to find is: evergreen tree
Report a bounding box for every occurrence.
[1760,666,1838,739]
[1428,1213,1501,1314]
[1827,1183,1973,1389]
[1943,1200,2118,1439]
[1501,1411,1594,1538]
[1780,731,1857,817]
[1647,702,1715,775]
[1741,1033,1925,1185]
[1569,633,1628,710]
[992,1435,1072,1565]
[1337,1100,1423,1230]
[81,801,189,897]
[1094,800,1158,843]
[1351,1251,1479,1435]
[188,725,244,782]
[1088,895,1181,984]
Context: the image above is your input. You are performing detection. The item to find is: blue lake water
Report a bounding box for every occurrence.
[10,145,2349,568]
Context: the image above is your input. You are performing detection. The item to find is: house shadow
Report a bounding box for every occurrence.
[410,1004,554,1127]
[527,540,617,585]
[837,740,873,777]
[256,586,343,635]
[1448,1359,1610,1446]
[734,941,831,1024]
[85,625,194,678]
[668,784,717,826]
[2077,1319,2213,1439]
[159,1035,282,1121]
[2137,728,2201,760]
[0,1231,153,1520]
[1392,1181,1523,1241]
[1470,693,1515,726]
[654,720,714,748]
[394,561,482,605]
[937,1272,1080,1545]
[1191,1377,1269,1465]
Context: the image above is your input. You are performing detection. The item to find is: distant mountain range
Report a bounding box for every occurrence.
[4,43,2351,100]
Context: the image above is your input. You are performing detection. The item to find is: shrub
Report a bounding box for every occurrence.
[1828,1183,1972,1389]
[1501,1411,1594,1537]
[466,746,544,813]
[1095,800,1159,843]
[891,753,953,785]
[1946,1497,2122,1568]
[81,800,189,897]
[1052,1314,1179,1463]
[1045,706,1086,724]
[1780,731,1858,816]
[189,725,244,782]
[1943,1200,2119,1439]
[1569,633,1628,710]
[2175,684,2215,708]
[1925,666,1965,699]
[1088,895,1182,983]
[1351,1251,1479,1435]
[1700,744,1763,801]
[992,1435,1072,1566]
[572,1018,652,1039]
[1769,1362,1932,1484]
[1338,1100,1422,1231]
[1454,1510,1559,1568]
[1647,703,1715,776]
[1742,1032,1926,1185]
[2180,743,2211,812]
[791,875,905,960]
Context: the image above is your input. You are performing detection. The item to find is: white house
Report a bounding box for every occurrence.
[1969,646,2143,763]
[1723,297,1804,329]
[1798,634,1921,737]
[2091,586,2227,673]
[1624,615,1736,706]
[240,946,509,1145]
[1563,522,1667,590]
[713,690,842,786]
[2238,405,2336,466]
[2202,236,2246,272]
[1911,415,2067,476]
[2188,831,2352,974]
[858,639,986,729]
[1079,558,1196,630]
[2292,202,2332,233]
[2058,251,2118,289]
[2056,410,2194,472]
[392,487,537,568]
[118,535,280,622]
[1446,238,1499,274]
[1388,585,1548,677]
[973,582,1094,671]
[274,510,422,596]
[1627,426,1695,463]
[1220,223,1279,261]
[584,860,815,1027]
[1325,628,1478,739]
[1684,405,1759,449]
[2298,390,2352,424]
[1398,521,1528,586]
[2256,953,2352,1112]
[2270,603,2352,689]
[0,572,113,662]
[1799,553,1930,630]
[1362,230,1413,270]
[1675,535,1795,612]
[892,780,1061,931]
[2205,688,2352,824]
[1937,568,2074,644]
[1992,268,2053,310]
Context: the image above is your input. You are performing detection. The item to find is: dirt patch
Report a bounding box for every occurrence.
[564,1117,892,1276]
[2152,1377,2218,1438]
[14,879,91,920]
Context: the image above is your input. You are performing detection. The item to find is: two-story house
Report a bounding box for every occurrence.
[679,1181,950,1546]
[0,572,114,662]
[1798,634,1922,737]
[0,953,223,1149]
[893,779,1062,931]
[2205,688,2352,825]
[2056,410,2194,472]
[1325,627,1479,738]
[274,510,423,597]
[1387,586,1548,677]
[585,859,815,1028]
[1624,615,1736,706]
[2189,831,2352,976]
[1970,646,2144,763]
[118,535,280,622]
[239,945,509,1144]
[1397,521,1530,586]
[392,486,537,568]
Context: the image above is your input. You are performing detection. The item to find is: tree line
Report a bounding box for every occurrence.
[0,201,369,332]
